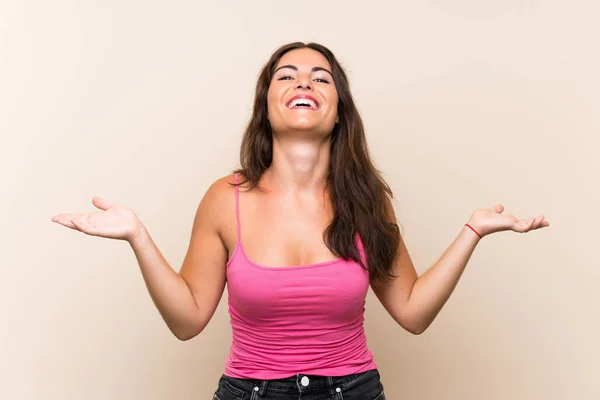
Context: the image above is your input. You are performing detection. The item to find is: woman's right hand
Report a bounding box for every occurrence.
[52,197,142,242]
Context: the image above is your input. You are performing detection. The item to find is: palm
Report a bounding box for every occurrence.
[52,197,140,241]
[469,204,550,237]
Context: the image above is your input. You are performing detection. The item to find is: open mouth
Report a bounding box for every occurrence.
[286,96,320,110]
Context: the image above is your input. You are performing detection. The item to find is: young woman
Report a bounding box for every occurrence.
[52,42,549,399]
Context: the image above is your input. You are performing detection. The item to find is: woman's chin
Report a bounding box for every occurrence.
[283,118,334,133]
[291,121,318,131]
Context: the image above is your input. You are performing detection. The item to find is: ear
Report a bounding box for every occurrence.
[335,115,339,124]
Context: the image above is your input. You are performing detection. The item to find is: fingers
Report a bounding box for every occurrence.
[492,204,505,213]
[52,213,98,235]
[518,215,549,233]
[53,211,108,238]
[92,197,113,211]
[51,214,82,230]
[515,219,530,233]
[71,218,99,236]
[70,218,85,232]
[533,215,549,229]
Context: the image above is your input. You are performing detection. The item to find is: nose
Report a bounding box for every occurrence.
[296,74,312,90]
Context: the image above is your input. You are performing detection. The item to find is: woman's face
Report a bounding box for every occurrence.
[267,48,339,136]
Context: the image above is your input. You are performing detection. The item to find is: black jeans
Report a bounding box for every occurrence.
[213,369,385,400]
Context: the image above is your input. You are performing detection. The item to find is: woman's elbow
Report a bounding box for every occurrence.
[396,315,429,335]
[405,325,427,335]
[169,318,206,341]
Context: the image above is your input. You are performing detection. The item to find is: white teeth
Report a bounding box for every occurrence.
[287,98,318,109]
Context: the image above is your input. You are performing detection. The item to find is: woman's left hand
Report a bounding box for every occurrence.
[467,204,550,238]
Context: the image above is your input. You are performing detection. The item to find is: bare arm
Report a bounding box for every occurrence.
[129,178,230,340]
[372,199,548,335]
[372,225,479,335]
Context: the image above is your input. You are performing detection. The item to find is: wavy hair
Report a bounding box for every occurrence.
[234,42,400,285]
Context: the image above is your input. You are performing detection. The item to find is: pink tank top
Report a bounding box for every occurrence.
[224,174,377,379]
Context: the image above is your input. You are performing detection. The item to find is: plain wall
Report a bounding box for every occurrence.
[1,0,598,399]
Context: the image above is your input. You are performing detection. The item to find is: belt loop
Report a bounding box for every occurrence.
[259,379,269,396]
[326,376,336,397]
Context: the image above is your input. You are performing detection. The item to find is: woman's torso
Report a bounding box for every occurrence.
[220,173,377,379]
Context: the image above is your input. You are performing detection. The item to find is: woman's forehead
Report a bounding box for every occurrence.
[275,48,331,71]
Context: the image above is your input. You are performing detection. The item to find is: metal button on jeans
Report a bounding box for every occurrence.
[300,376,310,386]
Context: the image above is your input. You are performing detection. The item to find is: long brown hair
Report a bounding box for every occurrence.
[234,42,400,285]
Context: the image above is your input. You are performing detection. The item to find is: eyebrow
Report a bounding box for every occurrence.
[274,64,333,77]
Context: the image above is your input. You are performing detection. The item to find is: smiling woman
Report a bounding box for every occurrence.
[269,55,338,132]
[237,42,399,286]
[52,41,549,400]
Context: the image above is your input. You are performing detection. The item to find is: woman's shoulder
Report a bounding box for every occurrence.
[191,173,239,237]
[200,171,252,209]
[202,173,238,203]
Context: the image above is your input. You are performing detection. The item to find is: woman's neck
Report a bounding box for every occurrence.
[262,136,331,195]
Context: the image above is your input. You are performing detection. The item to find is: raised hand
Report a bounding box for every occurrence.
[467,204,550,238]
[52,197,142,242]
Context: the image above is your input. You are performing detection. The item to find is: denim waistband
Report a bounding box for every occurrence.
[221,369,379,396]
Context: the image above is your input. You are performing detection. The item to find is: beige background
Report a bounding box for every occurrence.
[1,0,598,399]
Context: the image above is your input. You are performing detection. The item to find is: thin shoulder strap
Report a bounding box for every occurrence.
[234,173,241,242]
